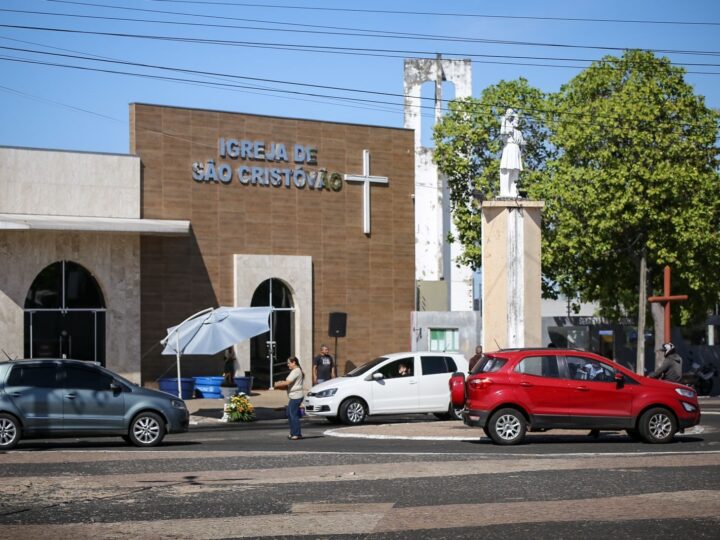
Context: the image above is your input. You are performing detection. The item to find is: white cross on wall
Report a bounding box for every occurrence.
[344,149,389,235]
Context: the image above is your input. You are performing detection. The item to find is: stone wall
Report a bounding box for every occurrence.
[0,147,143,382]
[0,231,141,382]
[0,147,139,218]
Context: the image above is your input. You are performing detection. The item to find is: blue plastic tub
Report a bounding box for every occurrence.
[193,376,224,398]
[234,376,254,395]
[158,377,195,399]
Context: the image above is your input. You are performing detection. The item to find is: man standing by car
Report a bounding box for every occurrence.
[313,344,336,385]
[649,342,683,382]
[468,345,483,372]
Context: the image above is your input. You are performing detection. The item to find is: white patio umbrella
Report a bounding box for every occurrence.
[160,306,272,398]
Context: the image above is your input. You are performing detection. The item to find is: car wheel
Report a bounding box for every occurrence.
[448,403,464,421]
[0,413,20,450]
[487,408,526,445]
[129,412,166,447]
[434,404,464,421]
[625,428,642,441]
[638,407,677,444]
[339,398,367,425]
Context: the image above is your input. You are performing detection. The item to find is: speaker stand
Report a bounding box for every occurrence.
[334,336,339,368]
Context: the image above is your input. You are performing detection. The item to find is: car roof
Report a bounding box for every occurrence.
[4,358,102,367]
[488,348,593,355]
[384,351,466,357]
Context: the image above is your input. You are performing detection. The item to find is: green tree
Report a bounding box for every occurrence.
[433,78,554,269]
[535,49,720,370]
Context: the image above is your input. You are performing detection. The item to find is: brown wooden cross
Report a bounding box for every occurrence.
[648,265,688,343]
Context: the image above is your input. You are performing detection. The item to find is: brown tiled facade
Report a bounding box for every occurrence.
[131,103,415,383]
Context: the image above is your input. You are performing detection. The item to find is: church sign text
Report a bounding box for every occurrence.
[192,138,342,191]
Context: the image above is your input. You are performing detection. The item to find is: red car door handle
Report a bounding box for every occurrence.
[520,382,532,387]
[576,386,589,391]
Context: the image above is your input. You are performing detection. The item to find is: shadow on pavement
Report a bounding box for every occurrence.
[192,406,286,421]
[461,432,705,446]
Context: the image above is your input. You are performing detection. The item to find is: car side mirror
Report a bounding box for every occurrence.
[110,381,123,392]
[372,372,384,381]
[614,373,624,388]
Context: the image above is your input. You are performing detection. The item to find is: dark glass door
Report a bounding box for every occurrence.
[24,261,106,364]
[24,311,105,364]
[250,278,294,389]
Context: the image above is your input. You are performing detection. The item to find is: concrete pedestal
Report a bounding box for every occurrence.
[481,200,544,350]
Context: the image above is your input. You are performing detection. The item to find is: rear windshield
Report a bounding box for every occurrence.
[471,356,507,375]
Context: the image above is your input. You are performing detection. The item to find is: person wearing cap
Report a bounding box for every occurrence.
[312,344,336,386]
[649,342,683,382]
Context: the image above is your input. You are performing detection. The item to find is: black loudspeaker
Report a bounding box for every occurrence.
[328,312,347,337]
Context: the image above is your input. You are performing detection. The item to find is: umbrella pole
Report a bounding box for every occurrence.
[176,332,182,398]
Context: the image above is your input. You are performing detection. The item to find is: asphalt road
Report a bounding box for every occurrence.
[1,400,719,538]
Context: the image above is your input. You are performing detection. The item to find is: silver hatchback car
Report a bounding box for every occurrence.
[0,359,189,449]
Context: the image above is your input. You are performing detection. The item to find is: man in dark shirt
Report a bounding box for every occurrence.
[468,345,483,372]
[312,344,336,385]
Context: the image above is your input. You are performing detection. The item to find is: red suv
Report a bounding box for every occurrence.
[449,348,700,445]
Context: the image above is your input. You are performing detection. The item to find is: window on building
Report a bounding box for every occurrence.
[429,329,459,352]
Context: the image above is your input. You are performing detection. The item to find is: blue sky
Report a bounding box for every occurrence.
[1,0,719,154]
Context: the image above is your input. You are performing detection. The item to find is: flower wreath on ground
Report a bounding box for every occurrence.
[222,393,255,422]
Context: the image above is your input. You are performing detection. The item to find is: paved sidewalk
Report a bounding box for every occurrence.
[186,392,720,439]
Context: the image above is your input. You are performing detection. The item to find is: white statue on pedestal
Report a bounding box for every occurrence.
[499,108,525,197]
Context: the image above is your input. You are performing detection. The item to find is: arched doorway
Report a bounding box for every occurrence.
[250,278,294,388]
[24,261,106,364]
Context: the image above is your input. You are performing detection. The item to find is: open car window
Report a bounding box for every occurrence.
[346,357,388,377]
[566,356,615,382]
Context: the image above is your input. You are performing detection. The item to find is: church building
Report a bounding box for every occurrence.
[0,104,416,385]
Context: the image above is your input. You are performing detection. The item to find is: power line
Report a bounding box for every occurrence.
[3,47,716,129]
[148,0,720,27]
[0,81,417,155]
[42,1,456,42]
[0,54,433,113]
[0,83,121,122]
[25,3,720,57]
[3,23,720,74]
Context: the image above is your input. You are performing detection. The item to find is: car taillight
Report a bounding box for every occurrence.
[469,377,493,390]
[449,373,467,407]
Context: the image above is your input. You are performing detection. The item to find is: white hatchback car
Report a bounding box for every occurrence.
[303,352,468,425]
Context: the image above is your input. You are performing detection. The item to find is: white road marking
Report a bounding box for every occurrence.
[324,430,479,441]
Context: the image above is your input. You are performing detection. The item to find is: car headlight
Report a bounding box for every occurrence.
[171,399,187,409]
[675,388,696,399]
[314,388,338,398]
